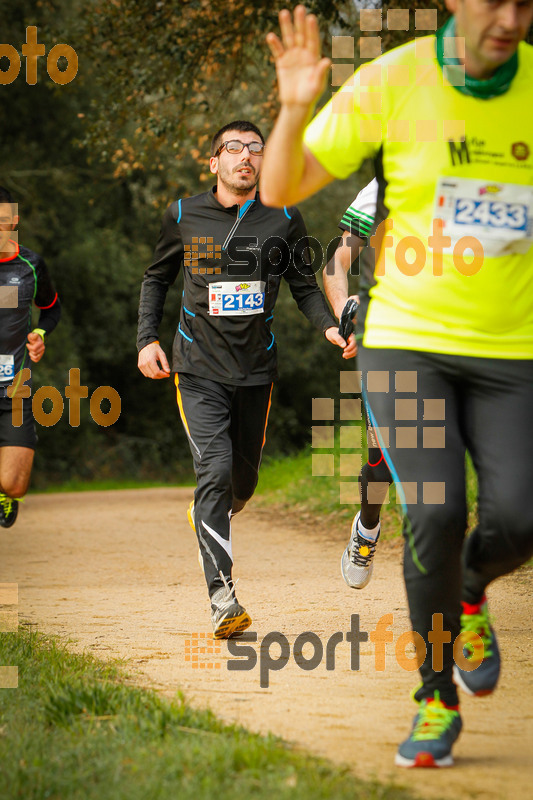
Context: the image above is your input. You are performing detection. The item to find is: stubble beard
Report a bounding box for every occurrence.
[219,165,259,197]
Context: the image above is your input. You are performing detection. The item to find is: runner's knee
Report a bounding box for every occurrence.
[232,467,259,505]
[403,502,466,566]
[198,455,232,495]
[489,503,533,561]
[362,459,392,486]
[1,477,29,499]
[231,497,247,515]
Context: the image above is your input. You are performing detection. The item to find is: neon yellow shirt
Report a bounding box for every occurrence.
[305,37,533,358]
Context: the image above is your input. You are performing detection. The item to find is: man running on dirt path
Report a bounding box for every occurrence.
[137,120,353,638]
[0,186,61,528]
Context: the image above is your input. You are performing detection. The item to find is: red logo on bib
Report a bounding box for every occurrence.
[511,142,529,161]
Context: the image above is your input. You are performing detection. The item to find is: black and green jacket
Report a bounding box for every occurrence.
[0,243,60,391]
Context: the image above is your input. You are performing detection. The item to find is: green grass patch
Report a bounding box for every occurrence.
[0,626,419,800]
[31,477,195,494]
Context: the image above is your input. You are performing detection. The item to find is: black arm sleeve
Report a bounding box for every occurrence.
[37,297,61,334]
[337,219,369,245]
[137,201,184,352]
[34,255,61,335]
[284,207,337,333]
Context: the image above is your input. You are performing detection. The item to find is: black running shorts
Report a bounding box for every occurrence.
[0,398,37,449]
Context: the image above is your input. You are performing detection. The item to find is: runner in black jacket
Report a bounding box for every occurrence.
[0,186,61,527]
[137,119,353,638]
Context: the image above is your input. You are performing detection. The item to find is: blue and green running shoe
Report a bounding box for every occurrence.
[453,595,500,696]
[395,691,462,768]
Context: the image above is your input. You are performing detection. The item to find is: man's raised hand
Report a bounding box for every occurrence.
[266,5,331,108]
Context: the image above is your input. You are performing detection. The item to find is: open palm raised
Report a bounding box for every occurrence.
[266,5,331,108]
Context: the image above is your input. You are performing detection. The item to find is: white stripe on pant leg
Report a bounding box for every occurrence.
[200,520,233,562]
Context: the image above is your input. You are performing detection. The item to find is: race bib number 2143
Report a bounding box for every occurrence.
[209,281,265,316]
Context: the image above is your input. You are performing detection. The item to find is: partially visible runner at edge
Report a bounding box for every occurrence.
[324,179,393,592]
[262,1,533,769]
[0,186,61,528]
[137,120,354,639]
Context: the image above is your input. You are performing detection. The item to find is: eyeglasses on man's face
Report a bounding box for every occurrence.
[215,140,265,157]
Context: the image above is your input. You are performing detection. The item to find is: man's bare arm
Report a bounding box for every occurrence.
[323,231,364,319]
[262,5,334,207]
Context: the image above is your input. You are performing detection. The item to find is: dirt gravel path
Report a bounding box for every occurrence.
[1,488,532,799]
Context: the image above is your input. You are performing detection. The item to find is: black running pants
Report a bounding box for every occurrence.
[175,372,272,597]
[358,345,533,705]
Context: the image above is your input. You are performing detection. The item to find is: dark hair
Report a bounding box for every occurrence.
[210,120,265,157]
[0,186,15,205]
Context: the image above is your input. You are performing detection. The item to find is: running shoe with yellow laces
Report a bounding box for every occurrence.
[395,691,462,768]
[0,494,18,528]
[340,511,380,589]
[210,572,251,639]
[453,595,500,696]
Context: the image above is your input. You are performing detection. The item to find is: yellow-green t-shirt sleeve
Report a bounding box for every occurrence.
[304,66,383,179]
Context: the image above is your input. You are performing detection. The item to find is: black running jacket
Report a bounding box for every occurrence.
[0,243,60,387]
[137,189,336,385]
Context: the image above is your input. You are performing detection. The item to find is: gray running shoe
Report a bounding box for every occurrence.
[340,511,380,589]
[210,573,251,639]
